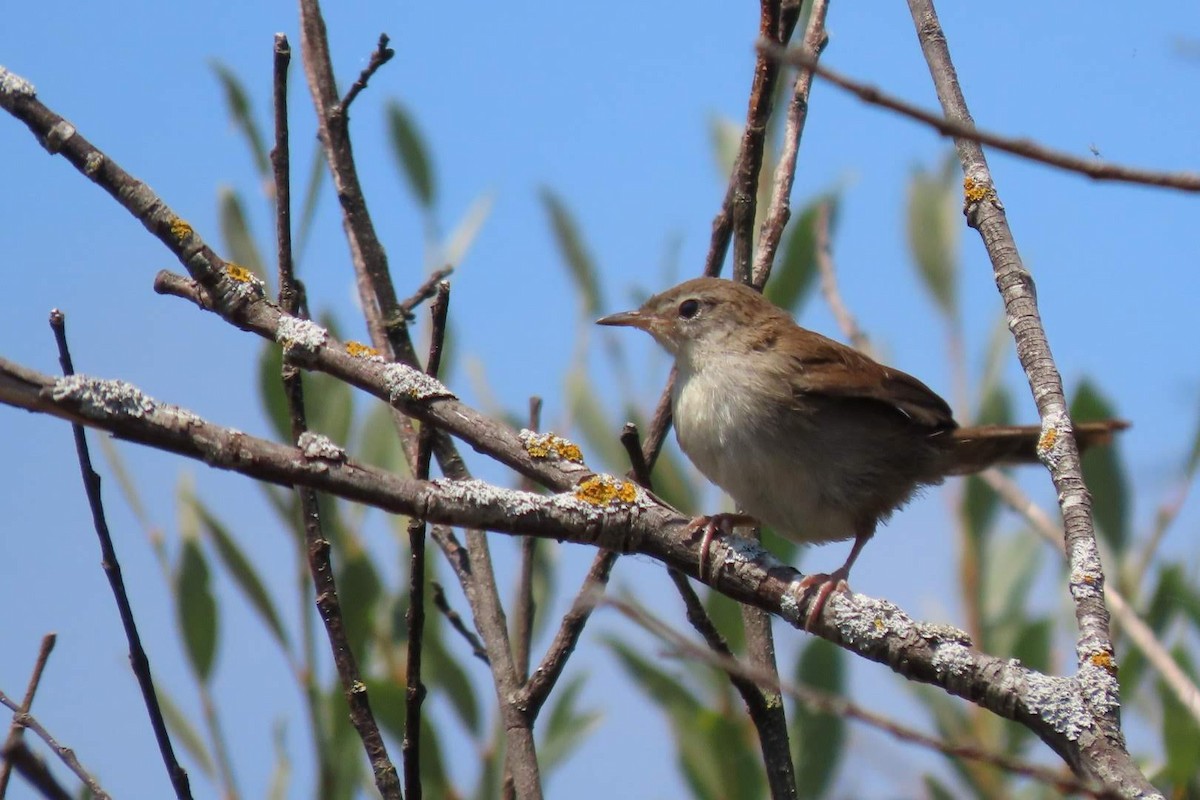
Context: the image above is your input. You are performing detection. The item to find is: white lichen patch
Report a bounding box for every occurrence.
[0,66,36,97]
[383,363,455,402]
[432,479,545,517]
[827,593,914,644]
[1078,660,1120,717]
[298,431,346,462]
[45,121,76,154]
[276,315,328,356]
[778,591,802,626]
[1068,538,1104,599]
[931,641,975,680]
[520,429,584,463]
[84,151,104,176]
[52,375,156,419]
[915,622,973,647]
[1023,672,1093,741]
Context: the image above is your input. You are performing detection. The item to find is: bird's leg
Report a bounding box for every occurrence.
[686,512,759,582]
[796,529,874,632]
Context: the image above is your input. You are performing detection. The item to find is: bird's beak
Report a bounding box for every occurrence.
[596,310,652,331]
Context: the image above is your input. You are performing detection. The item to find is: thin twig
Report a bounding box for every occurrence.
[605,597,1121,800]
[759,41,1200,194]
[337,34,394,114]
[0,634,54,799]
[981,468,1200,728]
[626,424,796,799]
[398,267,454,321]
[431,583,489,664]
[512,396,543,682]
[47,311,193,800]
[273,36,401,798]
[2,741,71,800]
[403,283,449,800]
[904,2,1149,794]
[752,0,830,287]
[729,0,804,285]
[813,200,868,353]
[0,690,112,800]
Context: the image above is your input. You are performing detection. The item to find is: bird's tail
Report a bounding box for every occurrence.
[943,420,1128,475]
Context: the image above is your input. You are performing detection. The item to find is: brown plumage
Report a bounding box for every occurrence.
[598,277,1126,628]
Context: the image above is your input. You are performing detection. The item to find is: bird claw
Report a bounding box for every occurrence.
[687,513,758,582]
[795,570,852,632]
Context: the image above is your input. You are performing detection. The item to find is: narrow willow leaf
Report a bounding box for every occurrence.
[175,536,218,682]
[539,673,602,773]
[267,720,291,800]
[386,99,436,209]
[764,193,839,314]
[793,638,846,798]
[906,152,960,318]
[1159,648,1200,787]
[424,619,482,735]
[962,384,1013,546]
[157,687,216,778]
[1070,380,1129,553]
[257,340,292,442]
[218,187,266,282]
[295,147,326,264]
[923,775,960,800]
[190,493,290,650]
[540,188,604,316]
[443,191,495,268]
[336,547,382,666]
[708,115,741,179]
[566,369,623,469]
[210,62,270,178]
[356,400,411,475]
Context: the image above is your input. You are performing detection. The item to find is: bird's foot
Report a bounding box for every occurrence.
[686,513,759,582]
[795,568,852,632]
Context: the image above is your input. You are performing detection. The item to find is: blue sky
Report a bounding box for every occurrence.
[2,2,1198,798]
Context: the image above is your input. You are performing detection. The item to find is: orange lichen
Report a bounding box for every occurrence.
[225,263,255,283]
[170,218,194,241]
[346,340,381,358]
[574,475,638,506]
[963,175,996,205]
[1090,652,1118,675]
[524,432,584,463]
[1038,426,1059,453]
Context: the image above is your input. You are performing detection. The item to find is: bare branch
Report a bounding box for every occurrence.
[904,1,1149,794]
[431,583,489,665]
[759,42,1200,193]
[47,311,193,800]
[0,634,56,798]
[0,690,111,800]
[337,34,394,114]
[813,200,869,353]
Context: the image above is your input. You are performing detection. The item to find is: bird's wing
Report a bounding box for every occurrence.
[786,334,956,431]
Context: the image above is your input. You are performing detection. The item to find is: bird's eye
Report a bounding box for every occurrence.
[678,298,700,319]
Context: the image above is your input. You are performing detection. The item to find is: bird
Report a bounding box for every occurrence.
[597,277,1124,629]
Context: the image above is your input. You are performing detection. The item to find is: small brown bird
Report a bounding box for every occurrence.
[598,277,1123,629]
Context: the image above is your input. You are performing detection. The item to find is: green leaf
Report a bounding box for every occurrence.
[923,774,960,800]
[443,191,494,268]
[295,147,327,264]
[1186,399,1200,477]
[157,686,216,778]
[175,535,218,682]
[218,187,266,284]
[356,400,411,476]
[267,720,291,800]
[906,152,960,318]
[540,188,604,317]
[793,638,845,798]
[422,604,482,735]
[764,193,838,315]
[983,530,1041,635]
[258,340,292,442]
[1159,648,1200,787]
[708,115,741,179]
[386,99,436,209]
[1070,380,1129,554]
[189,493,290,650]
[539,673,602,773]
[336,547,382,666]
[566,369,623,470]
[962,384,1012,545]
[210,62,270,178]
